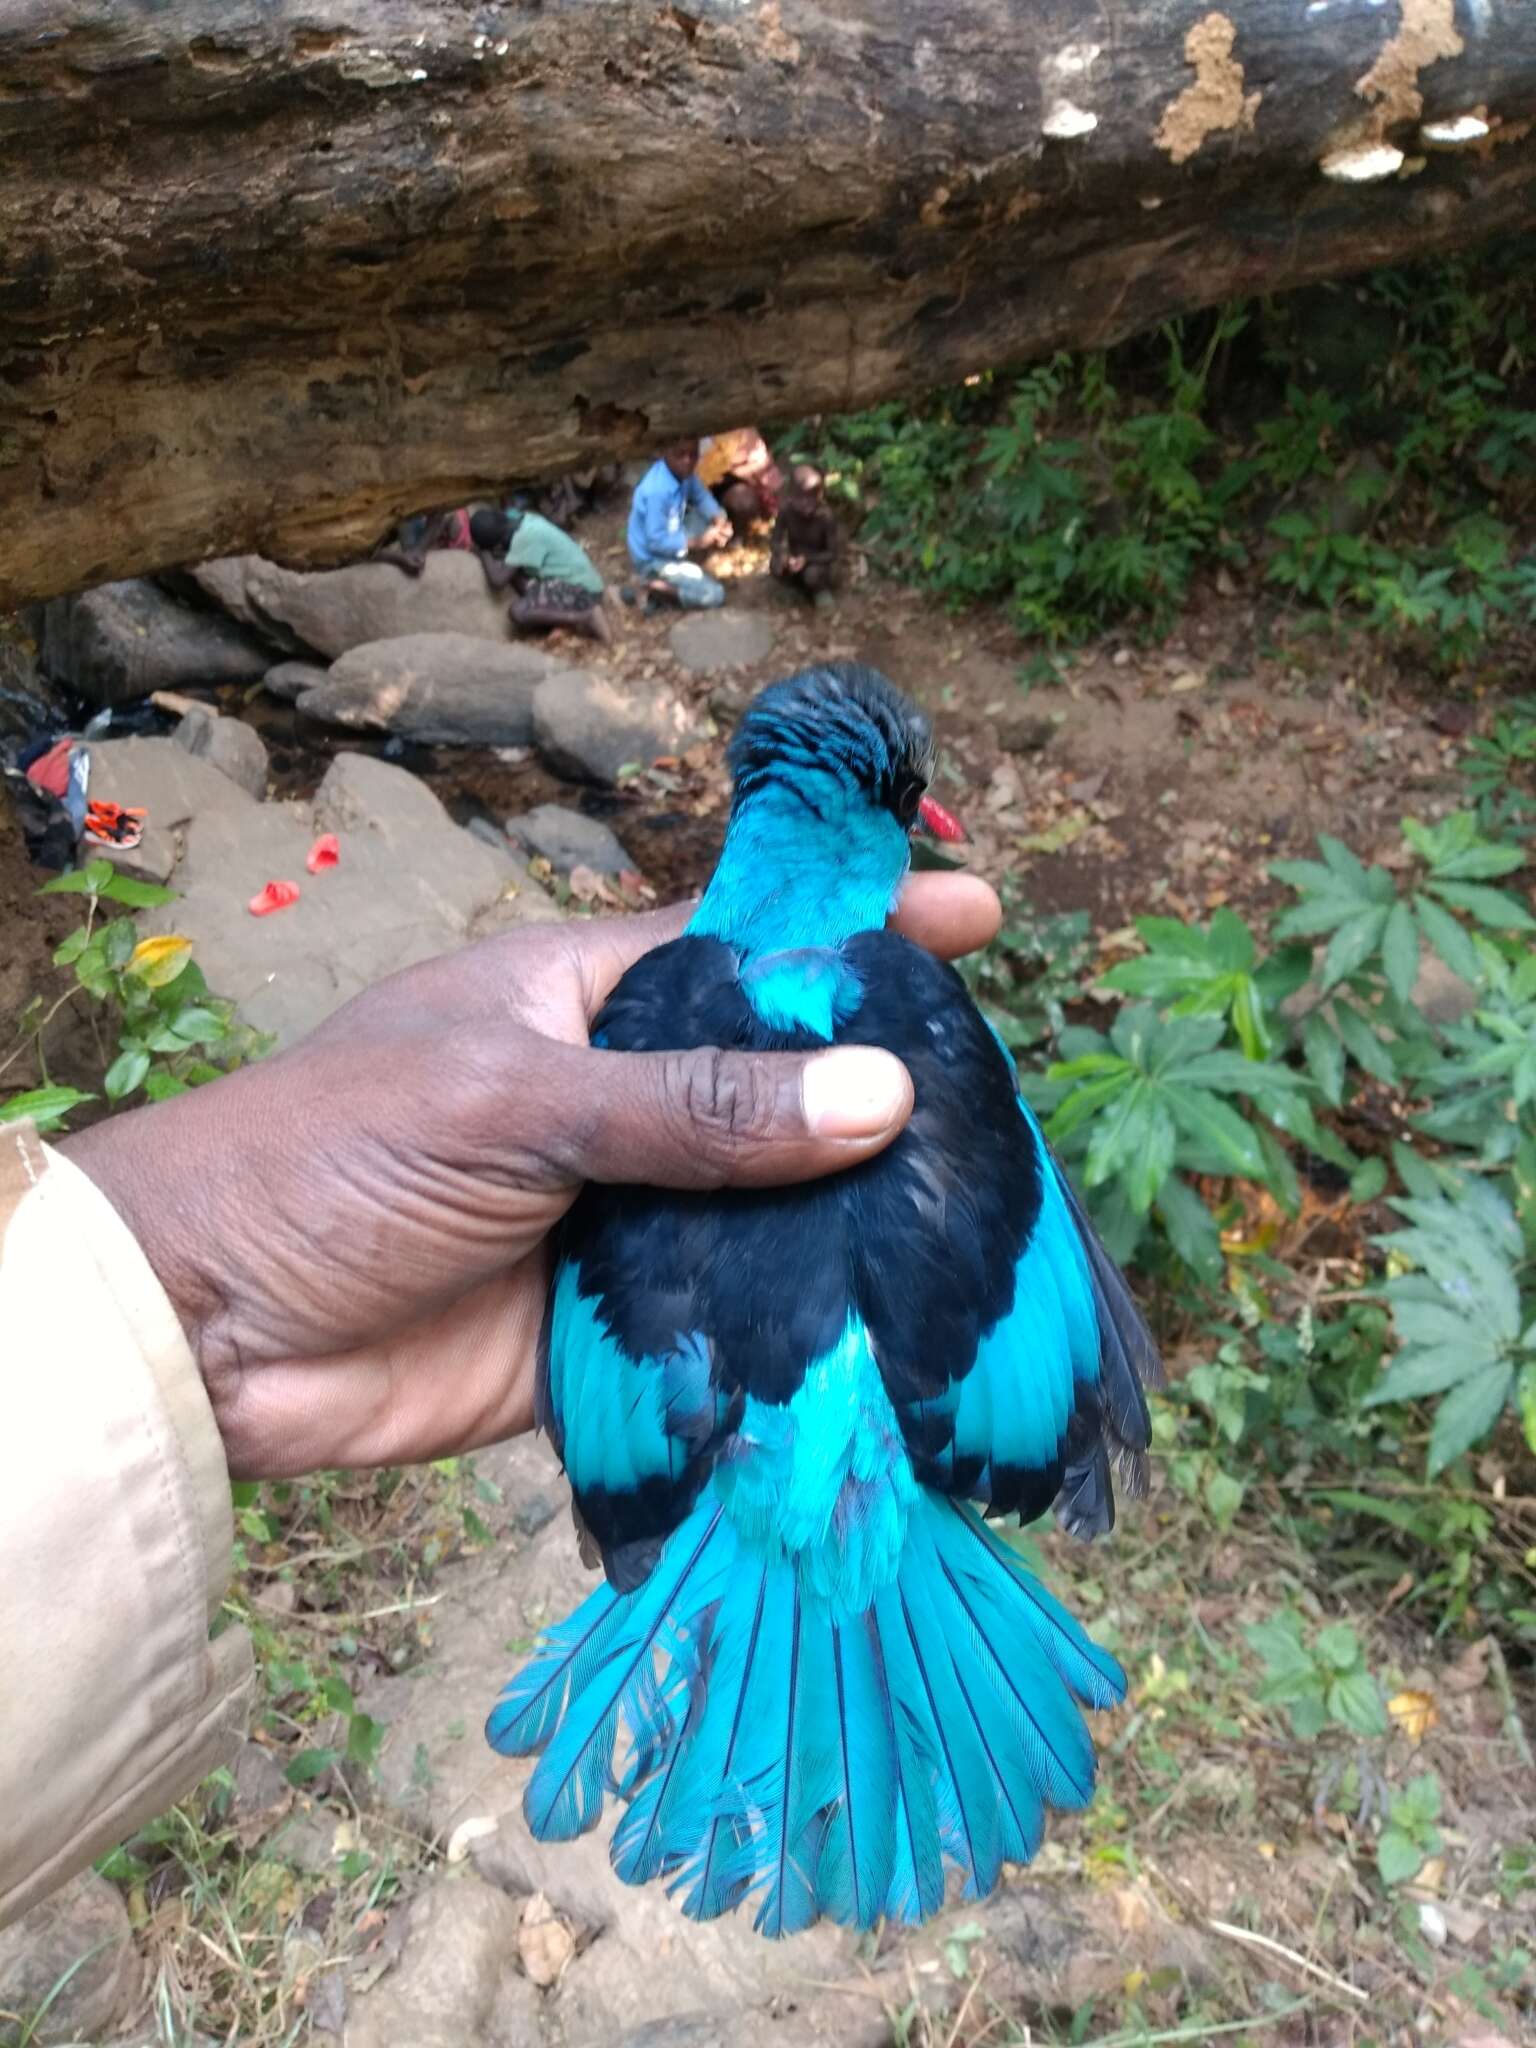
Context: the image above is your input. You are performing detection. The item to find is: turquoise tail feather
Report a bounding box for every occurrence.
[487,1487,1125,1934]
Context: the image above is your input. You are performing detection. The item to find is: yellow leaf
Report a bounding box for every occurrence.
[1388,1688,1438,1744]
[127,934,193,989]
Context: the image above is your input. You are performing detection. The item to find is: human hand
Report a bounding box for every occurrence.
[64,875,1001,1480]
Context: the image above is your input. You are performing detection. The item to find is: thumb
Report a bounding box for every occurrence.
[556,1041,915,1189]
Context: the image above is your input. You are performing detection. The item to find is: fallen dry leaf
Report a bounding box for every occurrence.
[518,1891,576,1988]
[1388,1688,1438,1744]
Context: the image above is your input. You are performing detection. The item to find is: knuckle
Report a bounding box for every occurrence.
[667,1047,781,1168]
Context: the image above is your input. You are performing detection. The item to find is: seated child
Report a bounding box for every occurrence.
[469,507,612,647]
[769,465,845,602]
[624,440,731,611]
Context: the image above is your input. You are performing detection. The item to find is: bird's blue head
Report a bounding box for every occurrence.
[690,662,965,956]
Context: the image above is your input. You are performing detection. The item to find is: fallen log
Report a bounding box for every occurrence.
[1,0,1533,605]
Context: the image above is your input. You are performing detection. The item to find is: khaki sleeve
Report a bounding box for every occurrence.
[0,1120,255,1928]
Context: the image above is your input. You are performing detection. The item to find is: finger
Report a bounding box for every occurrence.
[889,872,1002,959]
[567,901,698,1016]
[549,1039,914,1190]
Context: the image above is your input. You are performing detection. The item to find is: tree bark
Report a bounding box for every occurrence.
[2,0,1533,606]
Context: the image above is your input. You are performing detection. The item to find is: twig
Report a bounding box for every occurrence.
[1073,1999,1315,2048]
[943,1957,984,2048]
[1204,1917,1368,2003]
[1487,1635,1536,1770]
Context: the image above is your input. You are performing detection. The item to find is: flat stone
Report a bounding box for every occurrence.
[0,1870,140,2047]
[193,551,513,659]
[262,659,331,702]
[668,613,776,675]
[343,1871,538,2048]
[229,1738,290,1817]
[532,672,695,787]
[85,740,560,1047]
[297,635,560,747]
[504,804,633,876]
[36,578,272,709]
[172,704,270,798]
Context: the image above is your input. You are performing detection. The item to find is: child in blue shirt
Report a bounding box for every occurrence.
[624,440,731,611]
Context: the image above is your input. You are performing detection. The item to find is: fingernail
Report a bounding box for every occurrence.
[801,1048,911,1139]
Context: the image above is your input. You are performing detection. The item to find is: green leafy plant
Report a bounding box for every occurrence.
[1028,1003,1313,1279]
[1274,816,1532,1109]
[1377,1771,1445,1888]
[1097,907,1311,1061]
[0,858,268,1130]
[1369,1182,1536,1474]
[1243,1609,1387,1741]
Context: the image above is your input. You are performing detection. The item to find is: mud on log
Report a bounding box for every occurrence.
[2,1,1534,606]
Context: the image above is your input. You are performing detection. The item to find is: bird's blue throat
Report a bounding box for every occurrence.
[688,772,910,992]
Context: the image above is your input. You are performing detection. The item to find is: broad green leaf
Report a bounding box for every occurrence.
[1368,1345,1490,1407]
[1045,1068,1134,1145]
[1327,1668,1387,1737]
[1391,1140,1444,1199]
[1208,907,1256,971]
[1377,1828,1426,1887]
[1397,1772,1442,1826]
[1427,1361,1515,1473]
[99,872,178,910]
[1332,1001,1399,1085]
[1350,1156,1388,1202]
[1413,893,1485,987]
[1085,1082,1154,1199]
[1381,901,1419,1004]
[1303,1011,1346,1108]
[1518,1362,1536,1456]
[1321,907,1388,989]
[143,1072,189,1102]
[1244,1613,1311,1678]
[1314,1623,1361,1672]
[1164,1083,1267,1178]
[1427,879,1536,932]
[101,917,136,970]
[1206,1470,1244,1526]
[52,928,90,967]
[40,858,114,897]
[0,1085,95,1131]
[103,1048,151,1102]
[169,1005,227,1043]
[1123,1098,1177,1214]
[1432,842,1525,881]
[1133,915,1212,961]
[285,1747,339,1786]
[1318,833,1370,887]
[1154,1175,1224,1285]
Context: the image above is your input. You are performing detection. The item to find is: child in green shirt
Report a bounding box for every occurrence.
[470,508,612,647]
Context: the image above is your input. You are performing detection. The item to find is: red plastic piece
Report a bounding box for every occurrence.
[306,833,341,874]
[249,880,301,917]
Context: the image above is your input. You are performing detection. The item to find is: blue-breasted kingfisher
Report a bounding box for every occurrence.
[488,662,1160,1935]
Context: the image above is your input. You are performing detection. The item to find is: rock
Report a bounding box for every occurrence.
[504,804,634,876]
[193,552,513,659]
[296,634,557,747]
[995,709,1057,754]
[85,739,560,1046]
[172,704,270,798]
[1410,947,1479,1027]
[532,672,696,786]
[229,1738,290,1817]
[0,1870,140,2047]
[36,579,272,709]
[262,659,331,701]
[668,613,776,674]
[343,1871,539,2048]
